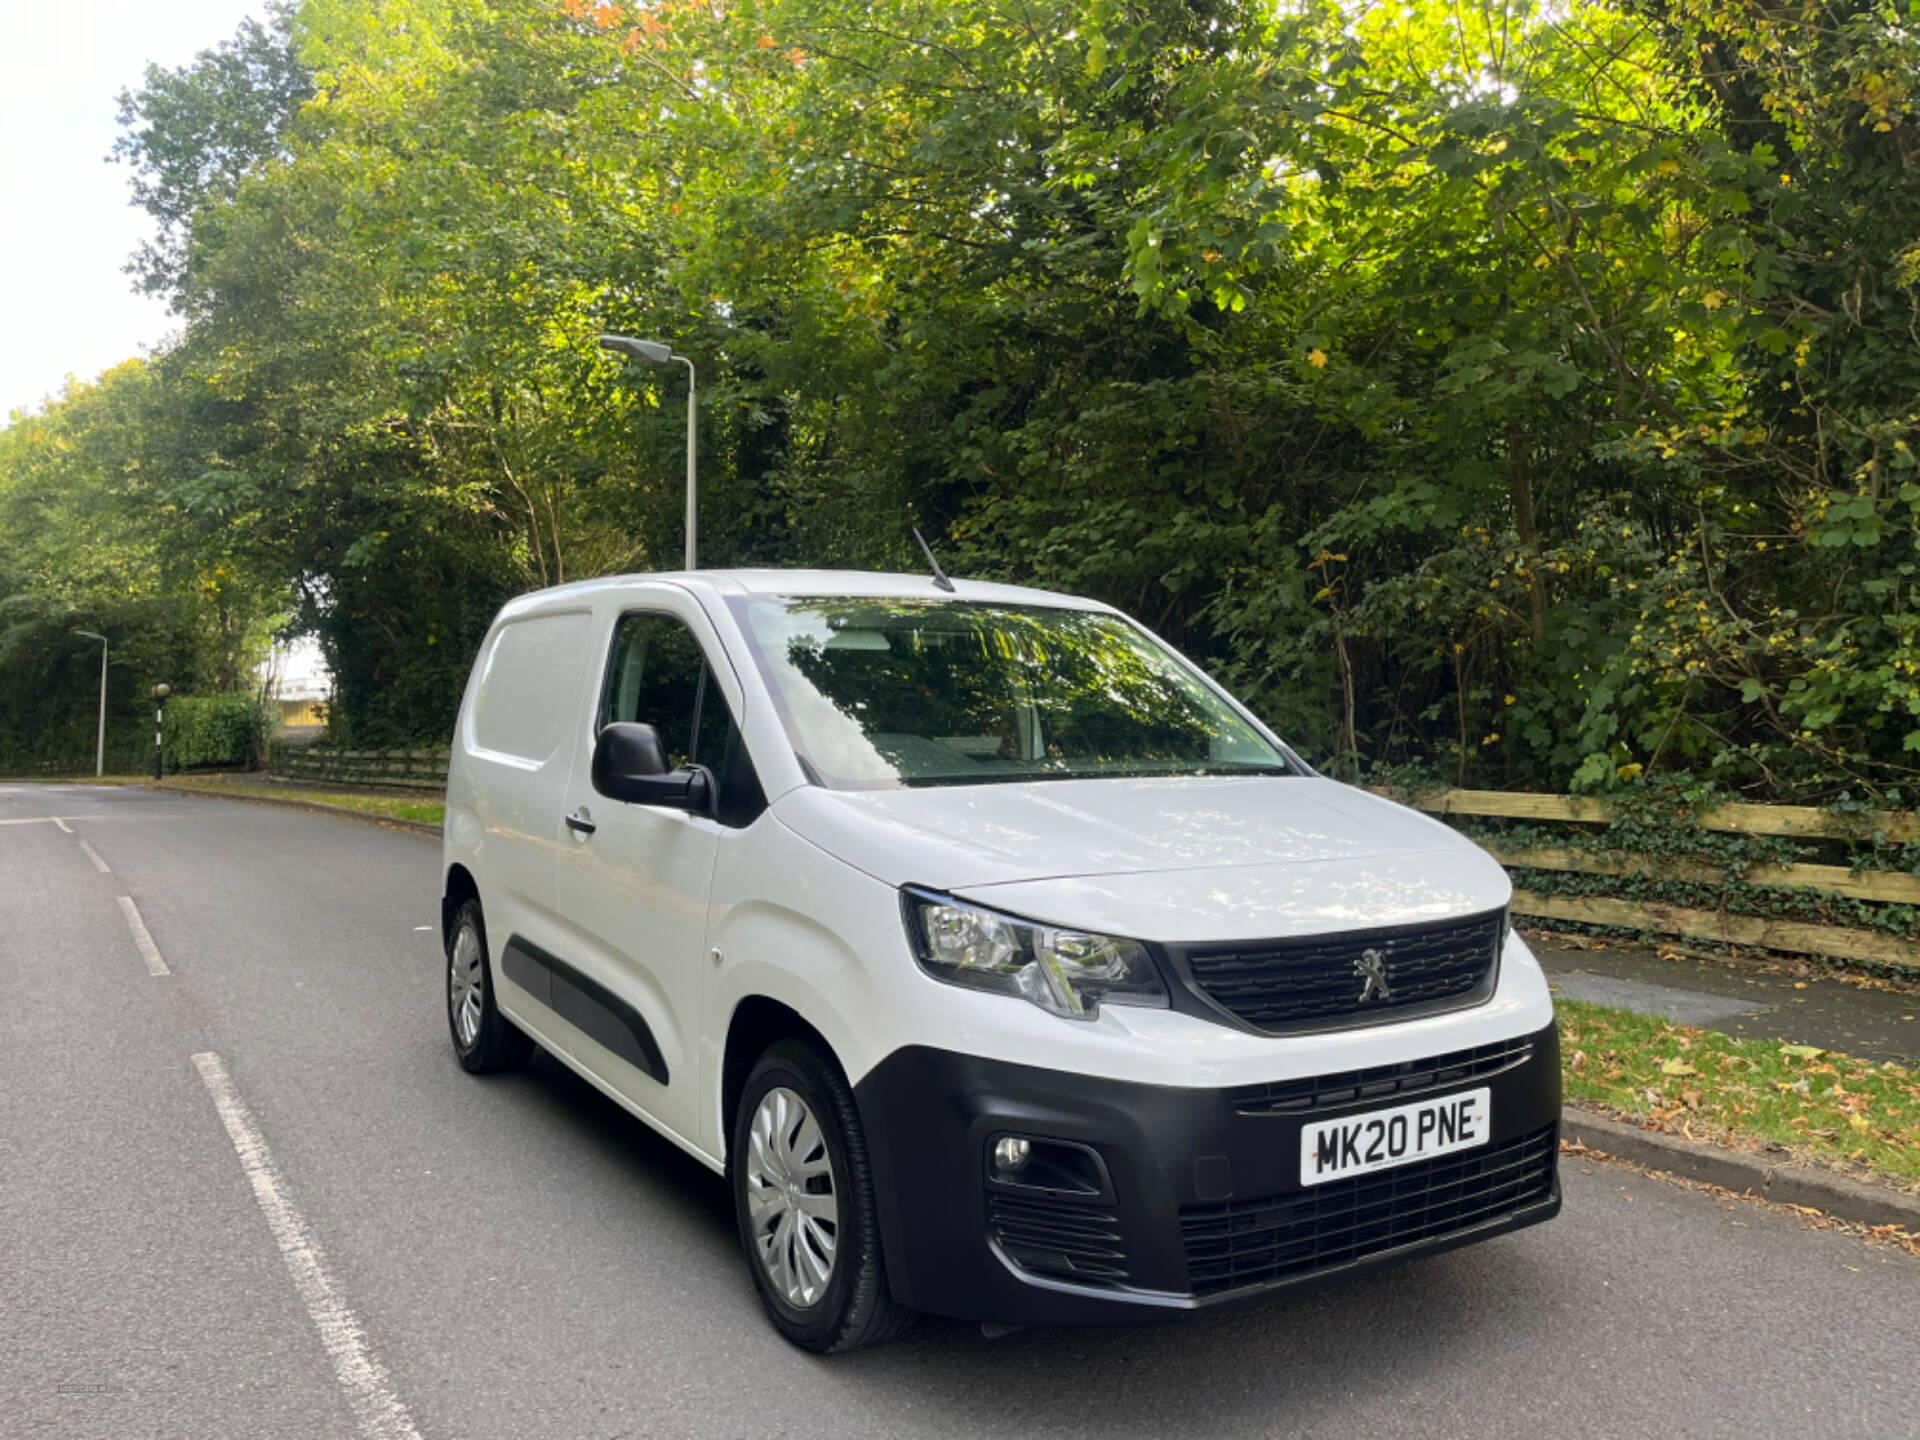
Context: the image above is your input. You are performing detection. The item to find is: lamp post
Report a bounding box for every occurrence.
[599,334,698,569]
[150,683,171,781]
[73,630,108,777]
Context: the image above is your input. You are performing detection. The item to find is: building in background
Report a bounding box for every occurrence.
[263,637,331,738]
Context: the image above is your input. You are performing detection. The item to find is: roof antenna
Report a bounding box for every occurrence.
[912,526,957,593]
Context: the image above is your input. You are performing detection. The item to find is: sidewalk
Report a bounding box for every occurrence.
[1529,927,1920,1064]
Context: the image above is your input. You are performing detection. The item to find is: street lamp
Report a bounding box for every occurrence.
[73,630,108,777]
[600,333,698,569]
[150,683,171,781]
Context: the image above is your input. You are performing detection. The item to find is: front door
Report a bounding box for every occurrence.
[553,601,739,1147]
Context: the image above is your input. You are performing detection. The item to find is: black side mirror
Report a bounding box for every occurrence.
[592,722,711,812]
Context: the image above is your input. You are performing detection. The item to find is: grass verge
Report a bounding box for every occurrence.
[1559,998,1920,1186]
[159,776,444,827]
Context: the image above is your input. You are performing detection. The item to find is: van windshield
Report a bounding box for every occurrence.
[728,596,1294,789]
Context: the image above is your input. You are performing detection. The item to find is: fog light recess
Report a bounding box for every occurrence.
[985,1133,1113,1198]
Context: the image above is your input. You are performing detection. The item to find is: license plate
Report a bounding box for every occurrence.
[1299,1087,1491,1187]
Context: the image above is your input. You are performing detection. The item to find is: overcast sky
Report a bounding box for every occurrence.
[1,0,266,422]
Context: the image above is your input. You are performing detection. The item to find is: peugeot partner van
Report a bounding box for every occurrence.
[441,569,1560,1352]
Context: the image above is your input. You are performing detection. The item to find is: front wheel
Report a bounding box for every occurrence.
[445,898,533,1074]
[732,1040,916,1353]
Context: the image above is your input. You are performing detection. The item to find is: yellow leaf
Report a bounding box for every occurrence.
[1661,1058,1699,1077]
[1781,1044,1824,1061]
[1307,348,1328,368]
[1848,1113,1871,1133]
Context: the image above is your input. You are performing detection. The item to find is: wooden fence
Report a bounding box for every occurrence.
[250,754,1917,969]
[269,746,450,791]
[1376,787,1920,971]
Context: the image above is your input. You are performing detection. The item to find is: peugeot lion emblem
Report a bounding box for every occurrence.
[1354,948,1392,1003]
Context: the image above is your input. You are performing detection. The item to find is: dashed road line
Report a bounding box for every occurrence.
[51,816,74,833]
[191,1053,425,1440]
[116,896,170,976]
[79,840,112,873]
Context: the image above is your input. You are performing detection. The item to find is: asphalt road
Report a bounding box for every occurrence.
[4,783,1917,1440]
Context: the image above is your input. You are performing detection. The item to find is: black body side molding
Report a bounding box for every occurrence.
[500,934,670,1085]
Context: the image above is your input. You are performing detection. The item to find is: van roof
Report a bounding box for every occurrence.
[509,568,1115,612]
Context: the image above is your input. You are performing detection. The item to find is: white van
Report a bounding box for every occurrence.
[441,569,1559,1352]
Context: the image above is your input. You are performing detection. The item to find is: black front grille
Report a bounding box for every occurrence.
[1179,1123,1557,1296]
[1183,910,1503,1032]
[1226,1036,1536,1116]
[988,1193,1129,1285]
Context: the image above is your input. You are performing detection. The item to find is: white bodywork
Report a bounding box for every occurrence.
[444,570,1553,1174]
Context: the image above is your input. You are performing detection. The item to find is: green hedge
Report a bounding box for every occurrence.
[162,695,271,771]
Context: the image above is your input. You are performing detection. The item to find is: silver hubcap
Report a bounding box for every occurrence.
[745,1087,838,1307]
[449,924,483,1049]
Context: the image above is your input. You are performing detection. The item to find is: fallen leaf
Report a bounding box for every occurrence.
[1781,1044,1824,1061]
[1849,1114,1871,1133]
[1661,1058,1700,1077]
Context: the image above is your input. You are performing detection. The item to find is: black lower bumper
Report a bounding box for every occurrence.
[852,1021,1562,1327]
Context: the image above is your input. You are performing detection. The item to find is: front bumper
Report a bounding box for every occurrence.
[853,1020,1561,1327]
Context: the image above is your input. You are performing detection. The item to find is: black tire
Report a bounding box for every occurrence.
[732,1039,917,1353]
[445,898,533,1074]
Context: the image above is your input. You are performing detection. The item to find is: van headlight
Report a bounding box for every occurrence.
[901,888,1168,1021]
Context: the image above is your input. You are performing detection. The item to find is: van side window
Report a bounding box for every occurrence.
[599,612,765,826]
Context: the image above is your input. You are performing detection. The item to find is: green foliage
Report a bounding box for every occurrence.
[0,362,276,771]
[2,0,1915,794]
[162,694,271,770]
[111,9,313,297]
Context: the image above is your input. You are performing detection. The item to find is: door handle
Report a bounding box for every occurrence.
[564,811,597,836]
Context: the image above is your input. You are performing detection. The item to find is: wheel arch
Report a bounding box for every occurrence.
[442,862,480,944]
[720,996,842,1171]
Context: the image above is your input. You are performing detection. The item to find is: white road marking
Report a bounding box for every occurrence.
[412,926,432,932]
[52,816,73,833]
[79,840,111,874]
[0,815,132,826]
[191,1052,425,1440]
[116,896,170,976]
